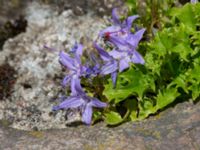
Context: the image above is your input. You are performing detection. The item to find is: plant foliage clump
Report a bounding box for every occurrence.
[103,3,200,125]
[52,2,200,125]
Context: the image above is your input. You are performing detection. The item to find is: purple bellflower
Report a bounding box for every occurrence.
[99,8,145,51]
[59,43,86,94]
[94,9,146,86]
[94,42,144,87]
[53,79,107,125]
[99,8,145,66]
[108,28,146,67]
[99,8,139,38]
[85,53,101,78]
[106,28,146,69]
[69,42,83,55]
[94,42,118,87]
[191,0,198,3]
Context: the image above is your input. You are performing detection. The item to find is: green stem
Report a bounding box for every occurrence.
[122,109,131,122]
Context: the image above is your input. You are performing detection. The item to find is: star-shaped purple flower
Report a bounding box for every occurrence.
[85,53,101,78]
[94,42,118,87]
[59,43,86,93]
[99,8,139,38]
[98,8,146,67]
[191,0,198,4]
[53,79,107,125]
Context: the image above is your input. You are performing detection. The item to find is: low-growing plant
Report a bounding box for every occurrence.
[51,2,200,125]
[103,2,200,125]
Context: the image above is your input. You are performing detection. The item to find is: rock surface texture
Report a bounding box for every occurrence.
[0,0,124,24]
[0,101,200,150]
[0,1,109,130]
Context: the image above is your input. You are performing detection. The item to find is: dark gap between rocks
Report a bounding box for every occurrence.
[0,16,27,50]
[0,64,17,100]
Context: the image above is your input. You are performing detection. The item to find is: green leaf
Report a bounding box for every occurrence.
[188,61,200,80]
[156,88,180,110]
[158,29,174,50]
[138,98,156,120]
[105,111,123,125]
[92,111,102,123]
[103,67,155,103]
[189,84,200,101]
[170,4,196,32]
[191,31,200,47]
[150,32,167,57]
[168,74,188,93]
[171,43,193,61]
[145,52,162,75]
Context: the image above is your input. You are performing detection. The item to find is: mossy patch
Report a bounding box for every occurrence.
[29,131,44,138]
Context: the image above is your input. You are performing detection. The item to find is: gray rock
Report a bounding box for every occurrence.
[0,0,124,25]
[0,1,108,130]
[0,101,200,150]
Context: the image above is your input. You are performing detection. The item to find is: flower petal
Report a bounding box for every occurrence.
[119,58,130,72]
[82,105,93,125]
[109,49,124,59]
[71,77,84,95]
[191,0,197,4]
[111,8,121,25]
[101,60,118,75]
[125,15,139,31]
[53,96,84,110]
[76,43,83,56]
[131,50,145,64]
[111,71,118,87]
[99,25,120,37]
[70,42,83,56]
[109,35,127,50]
[62,75,71,87]
[59,51,75,70]
[74,54,81,66]
[91,98,107,108]
[93,43,112,61]
[43,45,57,52]
[127,29,145,48]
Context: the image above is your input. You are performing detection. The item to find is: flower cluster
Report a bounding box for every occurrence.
[53,8,145,125]
[94,8,145,86]
[53,43,107,125]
